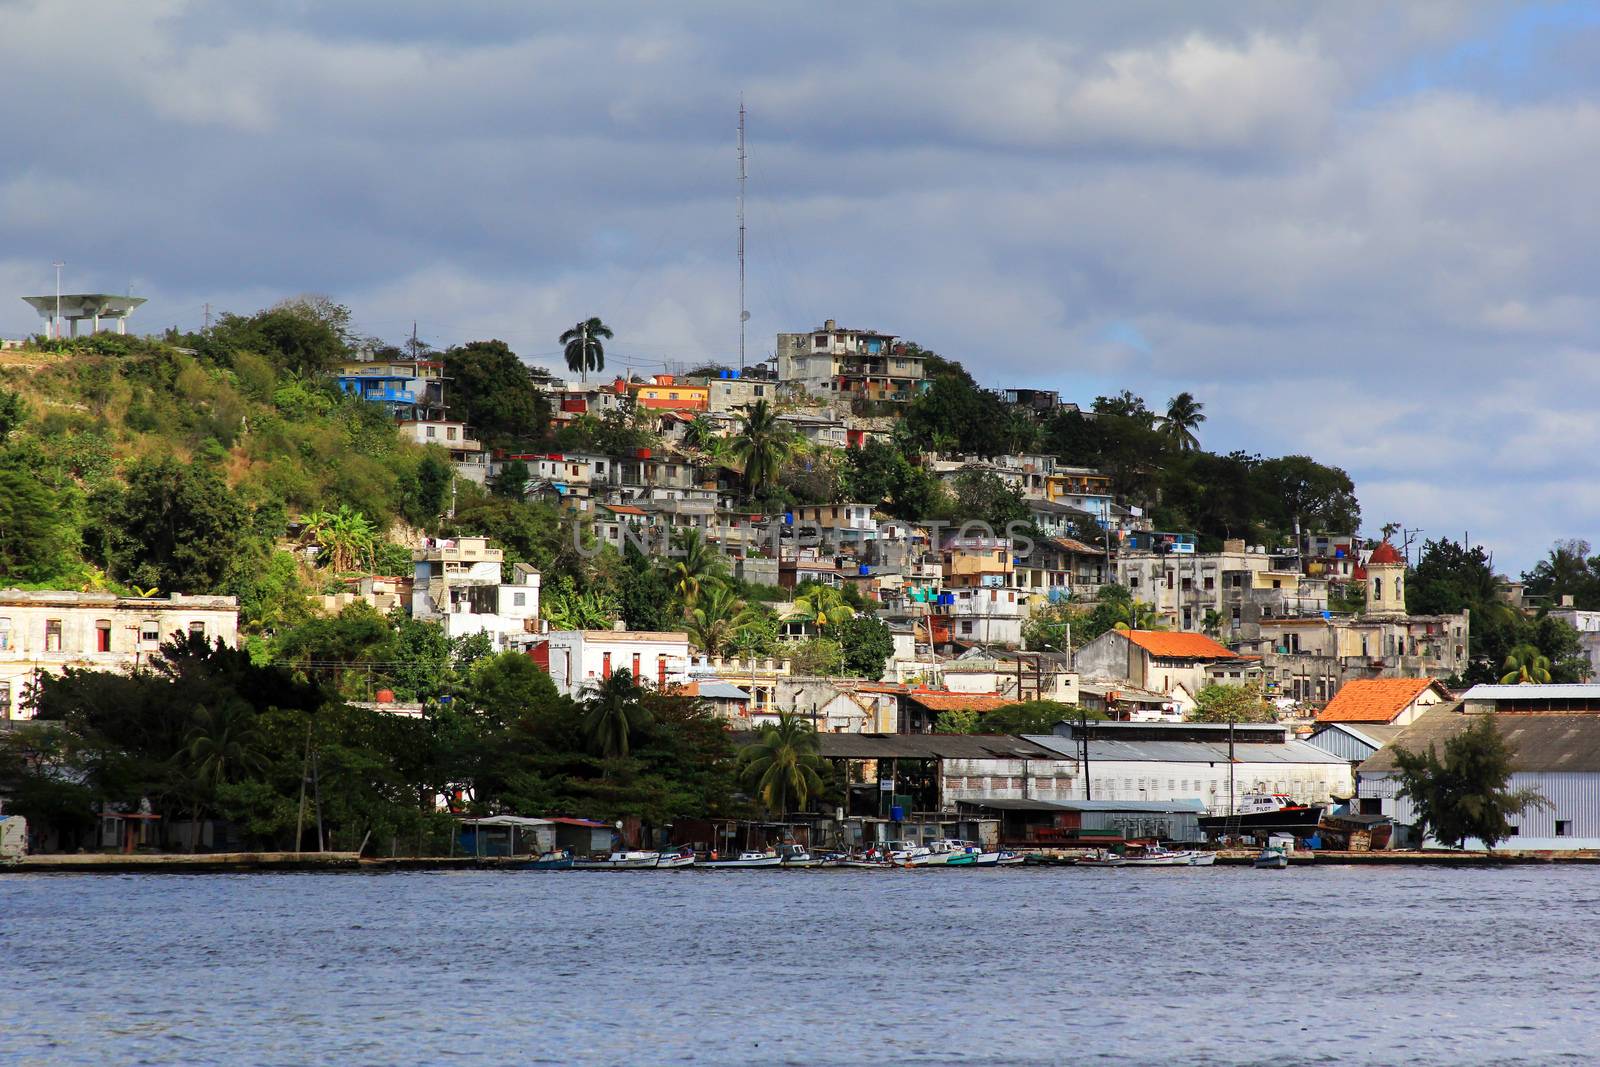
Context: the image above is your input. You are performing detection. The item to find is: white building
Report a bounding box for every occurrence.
[1359,685,1600,849]
[395,419,488,484]
[0,591,239,720]
[533,629,693,697]
[944,586,1027,648]
[1026,721,1353,810]
[411,538,541,650]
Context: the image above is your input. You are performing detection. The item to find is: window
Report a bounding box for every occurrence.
[426,425,436,438]
[960,621,973,634]
[95,621,112,653]
[189,622,206,638]
[1272,579,1281,589]
[1129,577,1140,589]
[0,618,10,651]
[141,621,160,643]
[632,653,641,678]
[447,427,458,441]
[1557,820,1571,837]
[1181,577,1192,591]
[1165,571,1174,589]
[513,592,526,607]
[0,682,10,719]
[44,619,62,653]
[1204,577,1215,591]
[603,651,612,677]
[1373,577,1383,600]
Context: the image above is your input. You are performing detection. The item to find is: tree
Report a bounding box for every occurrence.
[933,709,980,734]
[1189,684,1277,723]
[985,701,1099,734]
[442,339,549,450]
[560,317,612,383]
[1162,392,1206,451]
[1500,644,1552,685]
[0,468,80,585]
[0,387,27,444]
[301,505,379,573]
[834,614,895,680]
[490,459,530,501]
[581,668,651,760]
[902,374,1010,457]
[96,457,249,593]
[541,577,618,631]
[669,529,727,605]
[1392,715,1549,849]
[1522,539,1600,610]
[950,469,1029,529]
[729,399,795,497]
[617,541,675,632]
[1113,599,1163,632]
[737,713,825,815]
[208,303,349,376]
[791,582,856,632]
[685,583,756,656]
[182,699,268,846]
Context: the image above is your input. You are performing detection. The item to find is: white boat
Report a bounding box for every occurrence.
[1120,845,1205,867]
[1075,849,1126,868]
[653,848,696,869]
[1254,845,1289,870]
[574,850,661,870]
[996,850,1025,866]
[1186,852,1218,867]
[778,844,823,868]
[701,850,784,869]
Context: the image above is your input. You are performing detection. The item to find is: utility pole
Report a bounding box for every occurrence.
[737,95,748,373]
[1079,708,1092,800]
[203,302,212,332]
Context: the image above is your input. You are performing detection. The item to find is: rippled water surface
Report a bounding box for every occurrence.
[2,865,1597,1065]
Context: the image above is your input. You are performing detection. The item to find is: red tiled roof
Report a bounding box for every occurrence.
[1120,630,1237,660]
[904,691,1014,713]
[1316,678,1439,723]
[1368,541,1404,566]
[604,505,647,516]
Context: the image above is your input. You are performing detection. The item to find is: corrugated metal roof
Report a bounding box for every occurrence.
[958,798,1205,813]
[1022,733,1348,766]
[1462,685,1600,701]
[1360,708,1600,775]
[806,733,1062,761]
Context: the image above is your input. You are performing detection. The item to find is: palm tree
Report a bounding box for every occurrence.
[791,583,856,631]
[669,528,727,605]
[1500,644,1552,685]
[728,399,794,497]
[685,583,757,656]
[737,713,826,816]
[1162,392,1206,451]
[581,668,652,760]
[542,585,616,630]
[183,700,266,849]
[302,505,378,573]
[560,317,613,383]
[1113,600,1164,631]
[1201,608,1225,638]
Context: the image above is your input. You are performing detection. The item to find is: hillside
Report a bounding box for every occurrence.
[0,317,453,630]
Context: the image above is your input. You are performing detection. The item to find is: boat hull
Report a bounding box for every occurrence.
[701,857,784,869]
[1198,806,1324,836]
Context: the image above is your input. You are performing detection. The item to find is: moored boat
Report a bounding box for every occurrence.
[653,847,696,869]
[996,850,1025,866]
[521,849,574,870]
[573,850,662,870]
[1254,845,1289,869]
[701,850,784,869]
[1075,849,1126,868]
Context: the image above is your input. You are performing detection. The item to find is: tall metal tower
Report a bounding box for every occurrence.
[737,96,749,372]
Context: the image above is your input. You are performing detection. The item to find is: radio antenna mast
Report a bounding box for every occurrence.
[737,95,749,372]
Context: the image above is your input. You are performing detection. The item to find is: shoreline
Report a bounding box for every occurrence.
[8,848,1600,873]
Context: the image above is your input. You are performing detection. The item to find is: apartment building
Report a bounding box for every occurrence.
[0,591,239,720]
[775,319,926,401]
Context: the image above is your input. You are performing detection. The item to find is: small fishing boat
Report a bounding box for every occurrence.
[1185,852,1218,867]
[653,847,696,869]
[996,850,1026,866]
[1120,845,1216,867]
[1075,849,1126,868]
[521,849,573,870]
[573,850,661,870]
[778,844,823,868]
[1254,845,1289,870]
[701,850,784,869]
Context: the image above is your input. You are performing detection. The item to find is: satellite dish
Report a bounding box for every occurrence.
[740,311,751,321]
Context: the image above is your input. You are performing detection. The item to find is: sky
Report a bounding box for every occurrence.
[2,0,1598,573]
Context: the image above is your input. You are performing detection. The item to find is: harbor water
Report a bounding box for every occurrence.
[2,865,1594,1065]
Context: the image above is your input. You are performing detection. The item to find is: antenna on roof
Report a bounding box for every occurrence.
[737,94,749,373]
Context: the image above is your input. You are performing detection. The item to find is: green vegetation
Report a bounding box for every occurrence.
[1391,715,1549,850]
[935,700,1101,734]
[0,636,744,851]
[560,317,612,383]
[738,713,826,816]
[1188,683,1277,723]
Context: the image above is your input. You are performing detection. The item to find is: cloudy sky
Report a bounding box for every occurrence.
[2,1,1596,571]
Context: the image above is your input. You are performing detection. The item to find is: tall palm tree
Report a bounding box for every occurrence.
[560,317,613,384]
[685,583,757,656]
[670,528,727,605]
[1162,392,1206,451]
[729,399,794,497]
[1500,644,1552,685]
[183,700,266,849]
[737,713,826,816]
[582,668,652,759]
[792,583,856,631]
